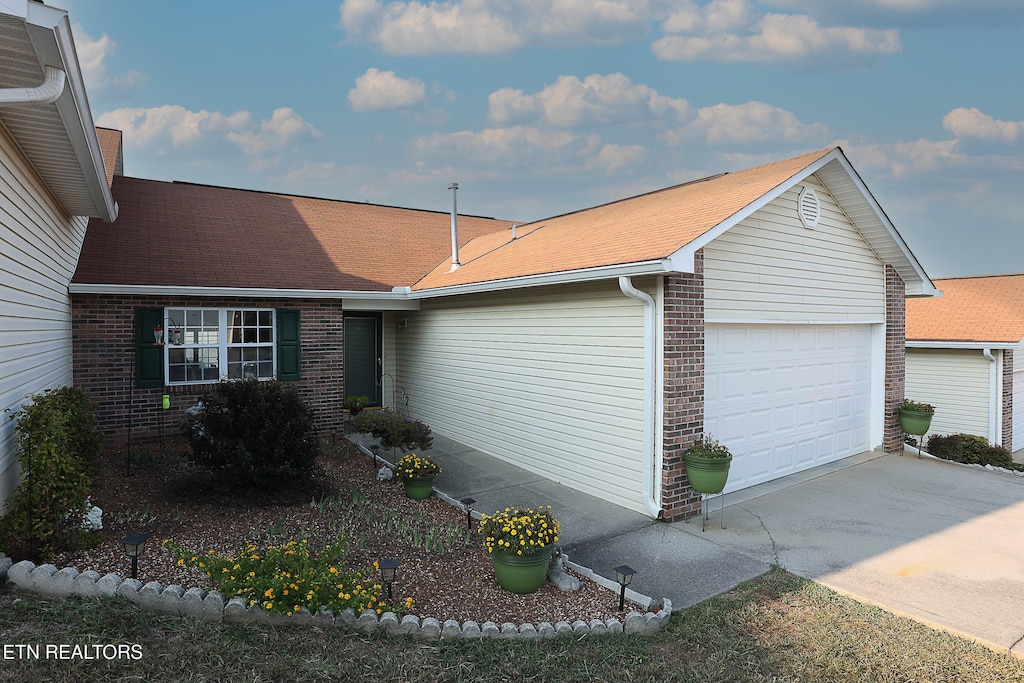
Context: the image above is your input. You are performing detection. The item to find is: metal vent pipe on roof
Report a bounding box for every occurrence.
[449,182,461,272]
[0,66,66,107]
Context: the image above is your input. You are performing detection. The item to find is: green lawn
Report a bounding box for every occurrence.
[2,568,1021,682]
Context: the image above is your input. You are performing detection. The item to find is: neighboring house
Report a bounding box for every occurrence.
[905,274,1024,451]
[71,144,936,520]
[0,3,118,508]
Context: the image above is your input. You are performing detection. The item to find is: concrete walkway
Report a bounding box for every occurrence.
[350,432,1024,656]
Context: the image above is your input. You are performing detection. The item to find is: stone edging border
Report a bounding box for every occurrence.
[0,553,671,639]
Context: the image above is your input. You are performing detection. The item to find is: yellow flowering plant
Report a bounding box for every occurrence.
[164,537,410,617]
[479,506,560,555]
[393,453,441,481]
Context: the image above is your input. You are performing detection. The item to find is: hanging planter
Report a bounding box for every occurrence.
[684,435,733,494]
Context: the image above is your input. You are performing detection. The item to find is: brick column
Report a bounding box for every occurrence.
[884,265,906,452]
[1003,350,1014,450]
[661,251,705,521]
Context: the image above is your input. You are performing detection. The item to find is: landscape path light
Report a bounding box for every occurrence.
[614,564,636,611]
[120,532,152,580]
[460,497,476,530]
[379,558,399,599]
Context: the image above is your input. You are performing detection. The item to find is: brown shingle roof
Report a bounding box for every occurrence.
[906,274,1024,345]
[413,148,836,291]
[72,177,511,291]
[95,127,122,188]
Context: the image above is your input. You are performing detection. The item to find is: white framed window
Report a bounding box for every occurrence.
[164,307,276,385]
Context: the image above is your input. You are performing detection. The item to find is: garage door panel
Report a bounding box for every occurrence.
[1014,369,1024,452]
[706,324,873,493]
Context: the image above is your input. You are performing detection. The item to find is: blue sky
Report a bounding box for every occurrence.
[61,0,1023,279]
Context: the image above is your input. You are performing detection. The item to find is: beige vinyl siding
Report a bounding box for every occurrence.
[0,124,88,507]
[704,176,885,323]
[905,349,992,440]
[394,280,648,513]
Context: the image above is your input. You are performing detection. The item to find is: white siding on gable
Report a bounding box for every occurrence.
[394,280,649,513]
[905,349,992,441]
[704,175,885,323]
[0,124,88,507]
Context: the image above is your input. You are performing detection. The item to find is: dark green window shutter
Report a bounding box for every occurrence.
[135,307,164,388]
[277,309,300,380]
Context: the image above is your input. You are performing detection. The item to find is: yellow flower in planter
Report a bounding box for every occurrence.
[479,505,560,554]
[394,453,442,481]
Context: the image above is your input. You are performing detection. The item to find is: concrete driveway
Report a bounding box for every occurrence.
[707,452,1024,656]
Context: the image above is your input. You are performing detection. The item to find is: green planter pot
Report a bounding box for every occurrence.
[402,476,435,500]
[684,454,733,494]
[899,409,933,436]
[491,545,553,594]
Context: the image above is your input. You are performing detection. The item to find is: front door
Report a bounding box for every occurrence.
[344,315,381,406]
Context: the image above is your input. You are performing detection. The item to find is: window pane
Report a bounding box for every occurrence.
[258,327,273,343]
[258,311,272,327]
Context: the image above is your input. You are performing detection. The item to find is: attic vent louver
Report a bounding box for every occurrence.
[798,186,820,229]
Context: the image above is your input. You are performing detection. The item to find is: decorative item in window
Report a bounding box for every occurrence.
[153,320,183,346]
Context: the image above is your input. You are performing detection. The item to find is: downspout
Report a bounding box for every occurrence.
[618,276,663,519]
[0,66,65,106]
[983,348,1001,444]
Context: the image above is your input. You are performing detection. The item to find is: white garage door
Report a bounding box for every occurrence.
[705,324,873,493]
[1014,368,1024,452]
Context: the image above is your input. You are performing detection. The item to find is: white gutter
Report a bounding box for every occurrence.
[983,348,1002,444]
[411,259,672,299]
[618,276,663,519]
[907,340,1020,350]
[69,282,418,302]
[0,65,65,106]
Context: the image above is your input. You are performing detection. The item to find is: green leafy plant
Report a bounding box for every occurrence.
[686,434,733,459]
[393,453,441,481]
[479,506,560,555]
[344,395,369,414]
[351,409,433,452]
[0,387,100,561]
[182,379,321,490]
[164,537,411,617]
[926,433,1020,470]
[900,398,935,414]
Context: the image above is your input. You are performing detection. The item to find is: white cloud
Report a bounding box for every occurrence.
[72,23,146,91]
[769,0,1024,28]
[225,108,322,156]
[653,8,900,66]
[943,107,1022,144]
[337,0,652,55]
[590,143,649,174]
[96,105,251,146]
[348,68,428,111]
[413,126,599,166]
[661,101,830,145]
[488,73,690,127]
[844,138,963,178]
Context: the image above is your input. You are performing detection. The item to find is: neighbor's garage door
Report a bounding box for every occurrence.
[705,324,872,493]
[1014,368,1024,452]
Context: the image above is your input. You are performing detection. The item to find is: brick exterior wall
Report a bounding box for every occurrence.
[72,295,346,445]
[661,251,705,522]
[884,265,906,452]
[1003,350,1014,451]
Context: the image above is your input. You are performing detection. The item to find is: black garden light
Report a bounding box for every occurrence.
[460,497,476,530]
[120,532,152,580]
[369,444,380,470]
[613,564,636,611]
[379,558,399,599]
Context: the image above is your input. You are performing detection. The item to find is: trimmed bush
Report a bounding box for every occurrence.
[0,387,99,561]
[351,409,433,452]
[926,433,1019,470]
[183,379,321,490]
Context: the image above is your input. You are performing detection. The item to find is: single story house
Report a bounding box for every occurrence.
[906,274,1024,451]
[0,2,118,507]
[71,140,936,520]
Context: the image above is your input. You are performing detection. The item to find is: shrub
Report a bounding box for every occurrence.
[0,387,99,561]
[351,409,433,452]
[182,379,321,490]
[164,537,409,617]
[926,433,1019,470]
